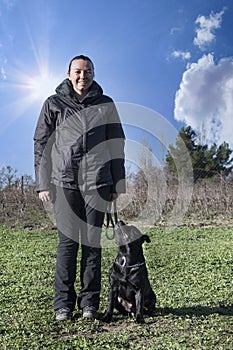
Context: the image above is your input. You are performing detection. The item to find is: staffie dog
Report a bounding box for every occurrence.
[103,220,156,323]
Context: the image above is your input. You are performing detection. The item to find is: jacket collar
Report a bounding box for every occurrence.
[55,78,103,104]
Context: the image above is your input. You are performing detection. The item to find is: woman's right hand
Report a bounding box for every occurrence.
[39,191,51,202]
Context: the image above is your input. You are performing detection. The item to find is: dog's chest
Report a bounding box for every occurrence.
[111,259,146,285]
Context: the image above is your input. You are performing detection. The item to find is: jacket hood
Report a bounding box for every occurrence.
[55,78,103,103]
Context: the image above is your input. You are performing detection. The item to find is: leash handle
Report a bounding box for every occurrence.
[113,199,118,225]
[106,199,118,226]
[105,199,118,240]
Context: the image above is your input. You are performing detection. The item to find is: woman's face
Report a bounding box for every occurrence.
[68,59,94,96]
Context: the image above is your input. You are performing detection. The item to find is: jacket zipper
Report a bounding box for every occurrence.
[81,105,87,192]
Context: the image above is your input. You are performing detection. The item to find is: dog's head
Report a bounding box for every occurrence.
[114,220,151,247]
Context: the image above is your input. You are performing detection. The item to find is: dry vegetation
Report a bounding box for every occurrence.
[1,169,233,229]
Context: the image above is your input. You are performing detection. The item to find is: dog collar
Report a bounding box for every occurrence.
[127,262,145,268]
[116,261,145,269]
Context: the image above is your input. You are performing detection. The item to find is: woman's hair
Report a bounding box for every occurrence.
[68,55,94,73]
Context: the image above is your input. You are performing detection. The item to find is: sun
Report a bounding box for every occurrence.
[0,63,62,136]
[0,15,64,135]
[25,68,61,103]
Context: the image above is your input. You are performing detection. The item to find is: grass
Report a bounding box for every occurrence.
[0,224,232,349]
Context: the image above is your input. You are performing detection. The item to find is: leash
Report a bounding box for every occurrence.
[105,199,118,240]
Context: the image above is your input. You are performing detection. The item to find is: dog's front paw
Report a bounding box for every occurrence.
[102,312,112,323]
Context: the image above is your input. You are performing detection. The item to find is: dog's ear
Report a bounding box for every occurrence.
[143,235,151,243]
[117,220,126,226]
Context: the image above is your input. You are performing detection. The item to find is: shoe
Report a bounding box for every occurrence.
[82,306,99,319]
[56,307,71,321]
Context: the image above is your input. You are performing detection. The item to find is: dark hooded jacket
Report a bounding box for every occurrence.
[34,79,125,193]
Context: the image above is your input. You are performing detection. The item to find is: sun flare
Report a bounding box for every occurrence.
[25,69,60,102]
[0,62,62,136]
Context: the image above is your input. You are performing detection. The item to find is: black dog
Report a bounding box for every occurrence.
[103,220,156,323]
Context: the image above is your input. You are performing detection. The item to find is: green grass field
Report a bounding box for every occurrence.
[0,225,232,349]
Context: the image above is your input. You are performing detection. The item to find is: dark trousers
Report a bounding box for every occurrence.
[53,186,110,311]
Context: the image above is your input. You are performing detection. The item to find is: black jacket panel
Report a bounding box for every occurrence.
[34,79,125,193]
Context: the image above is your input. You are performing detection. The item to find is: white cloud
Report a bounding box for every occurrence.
[0,0,15,9]
[194,9,225,50]
[0,0,15,16]
[0,44,7,80]
[170,27,182,35]
[174,54,233,146]
[171,50,191,61]
[0,66,7,79]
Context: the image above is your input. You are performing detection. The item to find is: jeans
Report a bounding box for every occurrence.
[53,186,110,311]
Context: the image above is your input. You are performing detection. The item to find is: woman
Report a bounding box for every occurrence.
[34,55,125,320]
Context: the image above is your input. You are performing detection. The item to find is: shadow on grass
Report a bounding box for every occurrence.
[70,305,233,327]
[156,305,233,317]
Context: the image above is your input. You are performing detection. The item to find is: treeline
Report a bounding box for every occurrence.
[120,126,233,225]
[1,126,233,228]
[0,166,49,228]
[121,168,233,226]
[166,126,233,182]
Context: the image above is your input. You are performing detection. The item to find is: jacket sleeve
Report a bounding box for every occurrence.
[106,102,126,193]
[33,99,56,192]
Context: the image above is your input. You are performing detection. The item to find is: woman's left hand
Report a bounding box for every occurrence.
[110,193,118,201]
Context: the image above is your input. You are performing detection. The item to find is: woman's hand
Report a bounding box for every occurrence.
[110,193,118,201]
[39,191,51,202]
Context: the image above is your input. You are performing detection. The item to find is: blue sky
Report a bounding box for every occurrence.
[0,0,232,177]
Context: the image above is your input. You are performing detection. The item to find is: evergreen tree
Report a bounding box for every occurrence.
[166,126,233,182]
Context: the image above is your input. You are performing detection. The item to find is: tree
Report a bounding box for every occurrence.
[166,126,233,182]
[0,166,18,189]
